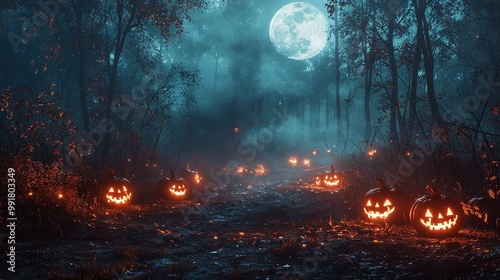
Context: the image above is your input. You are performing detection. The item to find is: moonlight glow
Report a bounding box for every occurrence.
[269,2,328,60]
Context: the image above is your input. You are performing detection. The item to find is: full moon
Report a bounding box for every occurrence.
[269,2,328,60]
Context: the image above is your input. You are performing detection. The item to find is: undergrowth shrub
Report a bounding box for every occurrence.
[9,154,87,238]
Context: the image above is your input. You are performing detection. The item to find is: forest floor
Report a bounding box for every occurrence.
[11,168,500,280]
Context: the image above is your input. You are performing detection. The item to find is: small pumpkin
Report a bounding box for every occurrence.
[180,165,202,187]
[104,177,133,206]
[463,189,500,227]
[322,165,342,189]
[410,185,464,237]
[156,170,189,200]
[361,178,410,224]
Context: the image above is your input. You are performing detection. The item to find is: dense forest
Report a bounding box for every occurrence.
[1,0,500,279]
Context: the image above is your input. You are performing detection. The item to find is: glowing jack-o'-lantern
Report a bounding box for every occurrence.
[156,170,189,200]
[288,157,298,167]
[254,163,266,176]
[463,189,500,228]
[322,166,342,189]
[361,178,410,224]
[315,172,322,186]
[235,165,253,176]
[410,185,464,237]
[104,177,133,206]
[180,165,202,187]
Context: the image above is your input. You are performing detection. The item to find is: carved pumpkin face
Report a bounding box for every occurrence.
[169,184,187,197]
[315,173,322,186]
[410,185,464,237]
[321,166,342,189]
[364,198,395,219]
[361,178,410,224]
[323,173,340,187]
[419,207,459,231]
[105,177,132,206]
[156,170,189,200]
[180,166,202,187]
[463,189,500,227]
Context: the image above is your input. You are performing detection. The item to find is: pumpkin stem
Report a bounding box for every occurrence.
[375,178,388,190]
[426,185,439,197]
[330,165,335,172]
[169,170,176,179]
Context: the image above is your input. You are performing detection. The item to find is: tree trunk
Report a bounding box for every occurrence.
[387,18,399,145]
[76,1,89,131]
[101,0,137,163]
[408,0,425,141]
[362,9,375,142]
[421,2,443,126]
[334,6,341,144]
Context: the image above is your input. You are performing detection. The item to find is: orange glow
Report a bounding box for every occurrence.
[195,173,202,184]
[312,149,318,156]
[302,158,311,167]
[28,191,33,196]
[368,149,377,157]
[288,157,298,167]
[254,163,266,176]
[58,193,63,199]
[234,127,240,133]
[326,149,331,154]
[236,166,245,174]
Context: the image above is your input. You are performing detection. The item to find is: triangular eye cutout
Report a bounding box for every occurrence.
[383,199,392,206]
[123,186,127,192]
[366,200,372,207]
[447,207,453,216]
[109,187,115,192]
[425,209,433,217]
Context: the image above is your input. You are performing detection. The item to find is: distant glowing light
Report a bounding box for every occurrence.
[236,166,246,174]
[367,149,377,159]
[255,163,266,176]
[288,157,298,167]
[302,158,311,167]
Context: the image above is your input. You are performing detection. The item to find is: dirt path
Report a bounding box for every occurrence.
[11,170,500,279]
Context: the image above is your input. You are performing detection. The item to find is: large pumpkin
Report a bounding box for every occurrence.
[104,177,132,206]
[361,178,410,224]
[156,170,189,200]
[180,166,202,187]
[321,165,343,189]
[463,189,500,227]
[410,185,464,237]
